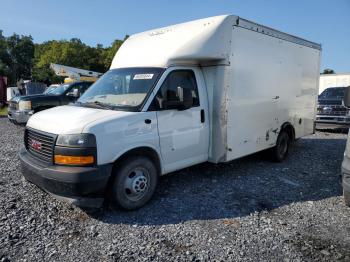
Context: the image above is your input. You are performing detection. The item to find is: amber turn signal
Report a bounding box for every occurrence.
[54,155,94,165]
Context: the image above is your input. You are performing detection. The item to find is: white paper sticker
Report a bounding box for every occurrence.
[133,74,154,80]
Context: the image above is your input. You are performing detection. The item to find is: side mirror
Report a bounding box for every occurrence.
[67,88,79,98]
[344,86,350,108]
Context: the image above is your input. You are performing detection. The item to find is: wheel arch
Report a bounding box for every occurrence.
[112,146,162,176]
[280,122,295,141]
[104,146,162,201]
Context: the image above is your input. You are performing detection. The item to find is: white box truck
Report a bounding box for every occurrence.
[19,15,321,209]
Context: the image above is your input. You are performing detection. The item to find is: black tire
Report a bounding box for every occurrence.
[344,190,350,207]
[111,156,158,210]
[271,131,290,162]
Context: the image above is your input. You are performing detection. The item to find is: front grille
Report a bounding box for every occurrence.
[318,117,336,120]
[317,105,348,116]
[318,100,342,105]
[25,128,56,163]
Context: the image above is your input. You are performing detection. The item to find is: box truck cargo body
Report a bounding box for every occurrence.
[19,15,321,209]
[112,15,321,163]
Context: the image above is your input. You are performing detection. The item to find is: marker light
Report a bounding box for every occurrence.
[54,155,94,165]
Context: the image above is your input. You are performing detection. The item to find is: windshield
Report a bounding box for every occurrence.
[47,84,71,95]
[319,87,346,99]
[44,86,57,94]
[78,67,163,110]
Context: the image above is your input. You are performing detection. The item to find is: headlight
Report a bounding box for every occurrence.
[18,101,31,111]
[55,134,96,166]
[56,134,96,147]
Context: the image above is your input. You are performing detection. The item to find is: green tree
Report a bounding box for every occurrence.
[0,30,11,76]
[6,33,34,85]
[33,39,88,83]
[102,35,129,69]
[32,37,126,84]
[322,68,335,74]
[0,31,34,85]
[1,29,127,85]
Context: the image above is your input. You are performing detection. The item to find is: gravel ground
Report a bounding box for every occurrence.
[1,118,350,261]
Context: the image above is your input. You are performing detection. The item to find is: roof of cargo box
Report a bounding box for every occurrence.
[110,15,321,69]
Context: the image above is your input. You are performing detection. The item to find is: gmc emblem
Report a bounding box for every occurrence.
[31,140,42,151]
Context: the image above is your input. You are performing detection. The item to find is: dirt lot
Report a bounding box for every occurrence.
[0,118,350,261]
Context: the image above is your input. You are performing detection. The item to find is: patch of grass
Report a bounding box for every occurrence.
[0,106,8,116]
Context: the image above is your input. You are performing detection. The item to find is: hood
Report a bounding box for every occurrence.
[11,94,57,102]
[27,105,130,134]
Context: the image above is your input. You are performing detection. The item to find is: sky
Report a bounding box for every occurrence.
[0,0,349,72]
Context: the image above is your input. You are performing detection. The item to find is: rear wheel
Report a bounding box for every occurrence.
[271,131,290,162]
[344,189,350,207]
[111,156,158,210]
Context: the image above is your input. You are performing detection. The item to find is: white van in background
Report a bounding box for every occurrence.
[19,15,321,210]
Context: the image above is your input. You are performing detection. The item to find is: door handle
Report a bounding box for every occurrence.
[200,109,205,123]
[272,96,280,99]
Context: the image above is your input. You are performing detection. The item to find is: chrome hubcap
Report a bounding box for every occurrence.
[124,168,149,201]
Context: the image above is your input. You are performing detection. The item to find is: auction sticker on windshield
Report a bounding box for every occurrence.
[133,74,154,80]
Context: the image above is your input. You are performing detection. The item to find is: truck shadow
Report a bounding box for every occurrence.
[91,135,346,225]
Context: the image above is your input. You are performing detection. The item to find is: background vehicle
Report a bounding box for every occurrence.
[19,15,321,210]
[319,73,350,95]
[50,63,103,83]
[19,80,46,96]
[7,87,20,101]
[8,81,93,124]
[316,87,350,130]
[44,84,61,94]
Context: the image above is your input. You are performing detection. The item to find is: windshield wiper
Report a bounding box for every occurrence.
[79,101,115,110]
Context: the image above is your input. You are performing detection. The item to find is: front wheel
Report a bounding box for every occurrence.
[271,131,290,162]
[111,156,158,210]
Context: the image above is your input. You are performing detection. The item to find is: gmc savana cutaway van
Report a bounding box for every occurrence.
[19,15,321,210]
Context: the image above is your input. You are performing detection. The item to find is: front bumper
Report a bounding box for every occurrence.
[316,115,350,130]
[19,147,113,207]
[8,108,33,124]
[342,155,350,194]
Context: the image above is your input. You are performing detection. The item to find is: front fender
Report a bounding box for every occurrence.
[84,111,161,169]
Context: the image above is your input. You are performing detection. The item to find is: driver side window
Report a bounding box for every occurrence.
[150,70,199,110]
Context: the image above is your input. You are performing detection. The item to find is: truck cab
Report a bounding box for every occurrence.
[8,81,93,124]
[20,66,210,209]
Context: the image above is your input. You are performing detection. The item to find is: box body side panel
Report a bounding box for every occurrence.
[224,26,320,161]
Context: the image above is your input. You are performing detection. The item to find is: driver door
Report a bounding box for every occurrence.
[151,69,209,173]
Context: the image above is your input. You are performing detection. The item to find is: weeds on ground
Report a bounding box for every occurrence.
[0,106,7,116]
